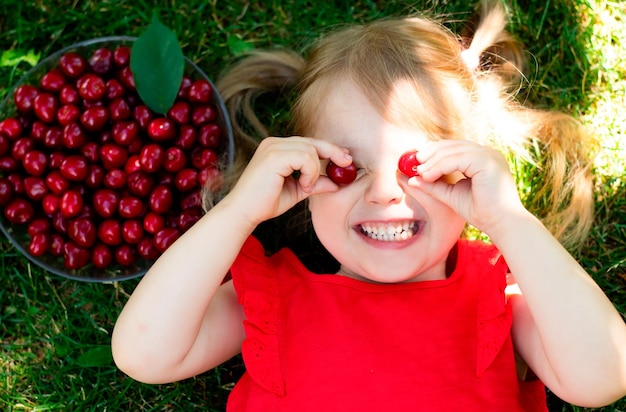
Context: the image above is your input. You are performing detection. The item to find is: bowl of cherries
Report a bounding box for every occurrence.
[0,36,233,282]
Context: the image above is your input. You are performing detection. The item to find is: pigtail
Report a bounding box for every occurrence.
[202,50,305,209]
[461,1,596,249]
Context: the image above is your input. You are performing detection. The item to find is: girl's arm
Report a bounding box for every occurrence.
[493,212,626,407]
[111,136,351,384]
[411,140,626,407]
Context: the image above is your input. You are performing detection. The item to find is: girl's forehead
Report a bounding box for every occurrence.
[312,79,432,153]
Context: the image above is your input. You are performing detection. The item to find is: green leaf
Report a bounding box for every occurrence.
[227,35,254,56]
[75,345,113,368]
[0,49,41,68]
[130,11,184,114]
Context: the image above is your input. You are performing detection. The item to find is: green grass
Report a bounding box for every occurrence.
[1,0,625,410]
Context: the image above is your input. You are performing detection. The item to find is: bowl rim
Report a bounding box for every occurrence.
[0,36,234,283]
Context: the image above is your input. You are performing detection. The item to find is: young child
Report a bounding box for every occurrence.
[112,2,626,410]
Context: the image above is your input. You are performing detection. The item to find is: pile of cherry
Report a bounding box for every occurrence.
[0,45,226,272]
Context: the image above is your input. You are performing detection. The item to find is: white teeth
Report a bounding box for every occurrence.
[360,221,418,241]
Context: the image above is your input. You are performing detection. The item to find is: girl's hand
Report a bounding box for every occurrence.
[407,139,525,237]
[225,136,352,227]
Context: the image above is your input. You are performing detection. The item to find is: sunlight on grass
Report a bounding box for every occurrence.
[580,0,626,180]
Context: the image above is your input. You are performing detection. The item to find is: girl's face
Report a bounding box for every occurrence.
[308,79,466,283]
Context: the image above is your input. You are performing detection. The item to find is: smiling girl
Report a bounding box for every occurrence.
[112,2,626,410]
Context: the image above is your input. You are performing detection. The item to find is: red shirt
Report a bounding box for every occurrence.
[228,236,547,411]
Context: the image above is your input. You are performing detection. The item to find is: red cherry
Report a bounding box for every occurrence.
[0,132,11,157]
[41,193,60,215]
[68,217,97,248]
[180,190,202,210]
[326,161,357,185]
[127,170,155,198]
[112,120,139,145]
[197,123,222,149]
[149,184,173,214]
[33,93,59,123]
[0,156,17,173]
[397,150,420,177]
[7,173,24,195]
[167,101,191,124]
[191,148,218,170]
[60,190,84,218]
[56,104,81,126]
[78,73,106,101]
[164,146,187,173]
[100,143,128,170]
[177,76,193,100]
[59,52,87,78]
[62,122,87,149]
[122,219,143,244]
[0,177,14,206]
[22,150,48,176]
[177,207,203,231]
[113,46,131,67]
[4,198,35,224]
[187,79,213,104]
[175,125,197,150]
[108,98,132,122]
[27,218,51,237]
[133,105,153,129]
[11,137,35,160]
[30,121,48,142]
[153,227,181,253]
[137,236,159,259]
[45,171,71,195]
[63,241,91,269]
[117,66,136,91]
[98,219,123,245]
[191,105,217,126]
[59,84,80,105]
[0,118,23,139]
[81,141,100,163]
[14,85,39,113]
[143,212,165,234]
[105,78,126,100]
[119,195,145,219]
[92,189,120,218]
[39,68,66,92]
[49,233,65,256]
[44,126,63,149]
[88,48,113,75]
[174,168,198,192]
[60,155,89,181]
[139,143,165,173]
[115,243,137,266]
[92,243,113,269]
[80,106,109,132]
[124,155,142,174]
[85,164,105,189]
[23,176,48,200]
[103,169,127,190]
[147,118,176,141]
[29,232,51,257]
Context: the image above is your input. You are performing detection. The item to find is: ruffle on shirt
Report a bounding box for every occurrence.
[231,236,285,396]
[475,246,513,377]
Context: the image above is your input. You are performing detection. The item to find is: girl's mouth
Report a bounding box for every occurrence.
[358,220,421,241]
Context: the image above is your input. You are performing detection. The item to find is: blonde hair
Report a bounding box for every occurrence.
[208,1,595,250]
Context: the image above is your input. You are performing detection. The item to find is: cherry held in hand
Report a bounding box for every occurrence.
[326,161,357,185]
[398,150,420,177]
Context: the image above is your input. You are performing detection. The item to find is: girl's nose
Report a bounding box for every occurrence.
[364,168,404,205]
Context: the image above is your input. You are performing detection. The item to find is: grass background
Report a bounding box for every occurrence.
[0,0,625,410]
